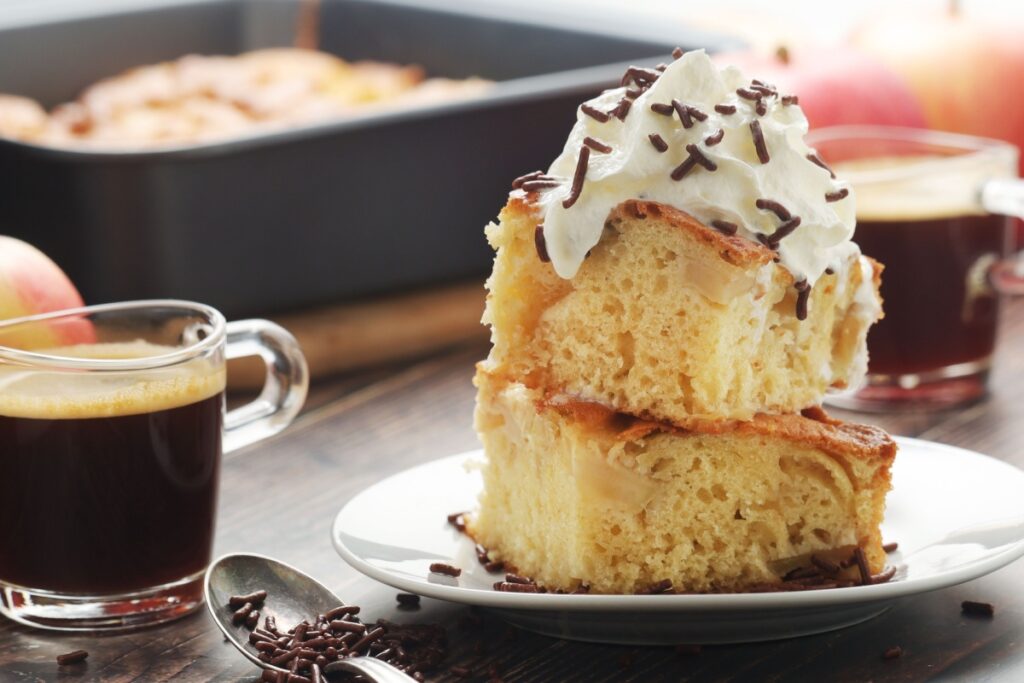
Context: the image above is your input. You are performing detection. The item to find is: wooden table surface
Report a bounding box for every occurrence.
[4,300,1024,683]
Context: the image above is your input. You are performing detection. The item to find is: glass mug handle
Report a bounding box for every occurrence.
[981,178,1024,296]
[222,319,309,453]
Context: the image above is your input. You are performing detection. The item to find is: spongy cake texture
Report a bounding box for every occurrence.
[482,197,882,422]
[471,371,894,594]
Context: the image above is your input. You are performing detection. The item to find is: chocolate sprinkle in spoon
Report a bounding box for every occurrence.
[205,553,416,682]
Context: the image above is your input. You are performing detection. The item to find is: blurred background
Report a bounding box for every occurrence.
[1,0,1021,386]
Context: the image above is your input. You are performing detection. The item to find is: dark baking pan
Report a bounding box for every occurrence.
[0,0,737,317]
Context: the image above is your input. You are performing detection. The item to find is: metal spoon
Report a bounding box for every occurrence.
[205,552,416,682]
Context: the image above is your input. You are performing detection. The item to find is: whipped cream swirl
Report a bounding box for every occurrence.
[534,50,857,285]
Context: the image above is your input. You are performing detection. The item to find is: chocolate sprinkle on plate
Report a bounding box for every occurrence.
[807,152,836,178]
[755,198,792,221]
[853,547,872,586]
[714,104,737,115]
[429,562,462,577]
[749,121,770,164]
[883,542,899,553]
[56,650,89,666]
[562,145,590,209]
[446,511,468,532]
[493,581,540,593]
[648,133,669,152]
[825,188,850,202]
[583,136,613,153]
[962,600,995,618]
[711,220,738,235]
[581,104,609,123]
[705,129,725,146]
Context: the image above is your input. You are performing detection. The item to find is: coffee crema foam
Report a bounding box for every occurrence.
[834,155,1015,222]
[0,341,225,419]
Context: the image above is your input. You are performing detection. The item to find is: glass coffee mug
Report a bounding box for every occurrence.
[807,126,1024,411]
[0,300,307,630]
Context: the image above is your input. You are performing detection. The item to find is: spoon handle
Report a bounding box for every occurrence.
[323,656,418,682]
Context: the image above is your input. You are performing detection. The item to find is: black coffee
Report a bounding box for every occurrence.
[0,348,224,594]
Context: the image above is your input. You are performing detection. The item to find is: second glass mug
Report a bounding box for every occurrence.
[0,300,308,631]
[806,126,1024,411]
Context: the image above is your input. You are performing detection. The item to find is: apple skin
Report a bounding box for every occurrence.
[0,235,95,349]
[714,46,928,131]
[852,11,1024,172]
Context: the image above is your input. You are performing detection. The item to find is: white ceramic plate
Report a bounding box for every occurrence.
[332,437,1024,644]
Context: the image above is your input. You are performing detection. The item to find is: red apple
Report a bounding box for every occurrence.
[714,46,928,131]
[0,235,94,349]
[852,9,1024,172]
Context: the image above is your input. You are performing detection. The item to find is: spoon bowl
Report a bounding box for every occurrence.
[204,552,416,682]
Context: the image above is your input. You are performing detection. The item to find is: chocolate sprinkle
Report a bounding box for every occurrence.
[806,152,836,178]
[750,83,777,97]
[520,179,560,192]
[711,220,738,236]
[621,66,661,87]
[446,511,468,532]
[771,216,801,243]
[56,650,89,666]
[510,170,543,190]
[671,99,694,129]
[962,600,995,618]
[504,573,535,585]
[687,106,709,122]
[825,188,850,202]
[755,198,792,221]
[781,95,799,106]
[872,566,897,584]
[672,47,685,59]
[853,547,871,586]
[429,562,461,577]
[882,646,903,660]
[670,155,698,181]
[624,88,643,99]
[648,133,669,153]
[562,145,590,209]
[755,99,767,116]
[749,121,769,164]
[650,102,675,116]
[704,129,724,146]
[714,104,737,115]
[581,104,609,123]
[883,542,899,553]
[794,280,811,321]
[609,97,632,121]
[493,581,539,593]
[583,136,613,154]
[229,590,268,608]
[685,144,717,171]
[736,88,762,101]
